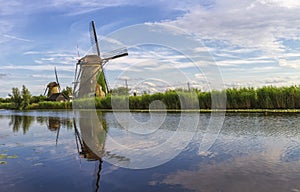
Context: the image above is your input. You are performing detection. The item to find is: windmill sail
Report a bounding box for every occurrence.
[44,67,60,97]
[102,48,128,62]
[54,67,60,92]
[89,21,109,94]
[89,21,100,56]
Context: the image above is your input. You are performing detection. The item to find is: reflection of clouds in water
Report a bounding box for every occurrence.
[154,137,300,192]
[101,164,120,175]
[111,111,167,135]
[104,130,194,168]
[284,143,300,162]
[102,112,199,169]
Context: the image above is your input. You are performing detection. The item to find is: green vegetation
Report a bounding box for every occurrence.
[0,154,18,159]
[110,87,130,96]
[61,86,73,98]
[225,86,300,109]
[7,85,33,110]
[21,85,31,109]
[29,101,72,110]
[97,71,107,93]
[1,85,68,110]
[9,87,23,110]
[72,85,300,110]
[0,153,18,165]
[2,85,300,111]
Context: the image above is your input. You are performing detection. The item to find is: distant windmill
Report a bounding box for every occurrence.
[44,67,60,98]
[73,20,128,98]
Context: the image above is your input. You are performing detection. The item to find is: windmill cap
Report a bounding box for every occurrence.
[81,55,101,64]
[47,82,59,87]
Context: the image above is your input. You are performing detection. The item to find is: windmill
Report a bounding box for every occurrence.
[73,20,128,98]
[44,67,61,98]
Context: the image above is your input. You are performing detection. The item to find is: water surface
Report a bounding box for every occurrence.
[1,110,300,192]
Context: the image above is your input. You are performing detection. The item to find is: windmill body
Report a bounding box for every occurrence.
[44,67,61,98]
[46,82,60,97]
[73,21,128,99]
[74,55,105,98]
[44,67,69,101]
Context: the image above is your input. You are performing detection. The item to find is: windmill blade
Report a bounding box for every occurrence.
[74,62,79,82]
[43,87,48,96]
[54,67,61,91]
[56,126,60,146]
[89,20,111,94]
[89,20,100,56]
[54,67,59,84]
[102,47,128,61]
[77,44,80,59]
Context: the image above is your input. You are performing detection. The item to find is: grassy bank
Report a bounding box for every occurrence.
[2,85,300,111]
[91,109,300,113]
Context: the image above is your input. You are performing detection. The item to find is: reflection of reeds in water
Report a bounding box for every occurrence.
[9,115,34,134]
[8,115,73,134]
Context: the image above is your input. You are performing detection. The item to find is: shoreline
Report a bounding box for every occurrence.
[2,108,300,113]
[99,109,300,113]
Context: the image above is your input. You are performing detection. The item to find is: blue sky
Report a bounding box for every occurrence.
[1,0,300,97]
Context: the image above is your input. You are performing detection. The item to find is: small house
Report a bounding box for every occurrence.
[48,93,69,102]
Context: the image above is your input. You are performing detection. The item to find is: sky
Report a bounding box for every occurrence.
[1,0,300,97]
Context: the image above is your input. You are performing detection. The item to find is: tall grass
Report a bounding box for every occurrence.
[28,101,72,109]
[0,102,14,110]
[2,85,300,110]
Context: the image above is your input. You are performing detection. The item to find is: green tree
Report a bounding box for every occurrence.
[8,85,31,110]
[61,86,72,97]
[97,71,107,94]
[21,85,31,109]
[9,87,22,110]
[30,95,47,104]
[111,87,130,96]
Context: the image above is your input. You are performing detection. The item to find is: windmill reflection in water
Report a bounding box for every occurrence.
[73,111,129,192]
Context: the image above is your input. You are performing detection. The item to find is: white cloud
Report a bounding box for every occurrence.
[193,46,215,53]
[1,34,32,42]
[2,64,74,72]
[105,45,210,74]
[50,0,157,16]
[278,59,300,69]
[261,0,300,9]
[223,75,299,89]
[216,58,273,66]
[194,73,206,80]
[163,0,300,59]
[0,1,22,16]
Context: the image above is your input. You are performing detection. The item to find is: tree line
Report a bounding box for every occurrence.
[2,85,300,110]
[0,85,72,110]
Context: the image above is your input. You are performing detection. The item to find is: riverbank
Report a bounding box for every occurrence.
[2,107,300,113]
[2,98,300,113]
[96,109,300,113]
[3,85,300,111]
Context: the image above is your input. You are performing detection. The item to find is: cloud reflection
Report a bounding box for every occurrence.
[157,137,300,192]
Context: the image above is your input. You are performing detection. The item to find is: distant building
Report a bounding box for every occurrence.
[48,93,69,102]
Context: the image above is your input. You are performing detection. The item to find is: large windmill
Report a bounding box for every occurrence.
[44,67,60,98]
[73,21,128,98]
